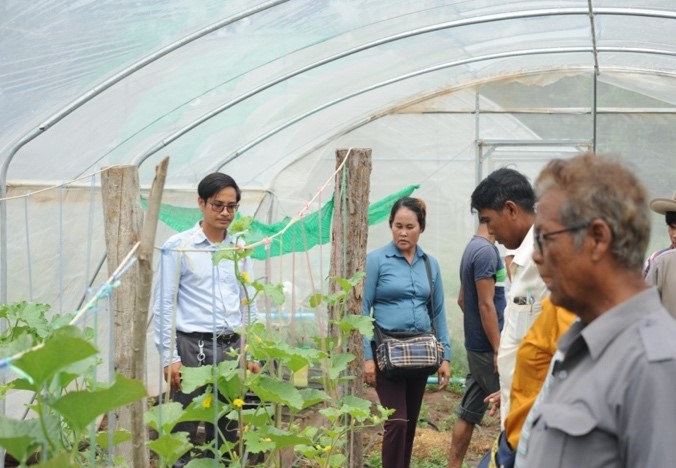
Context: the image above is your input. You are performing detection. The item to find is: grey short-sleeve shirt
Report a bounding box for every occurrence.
[645,248,676,318]
[522,288,676,467]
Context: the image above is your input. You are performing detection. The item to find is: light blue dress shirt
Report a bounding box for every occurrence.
[362,242,451,361]
[153,222,260,366]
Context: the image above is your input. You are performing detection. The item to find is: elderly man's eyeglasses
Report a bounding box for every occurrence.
[534,222,590,254]
[208,201,239,213]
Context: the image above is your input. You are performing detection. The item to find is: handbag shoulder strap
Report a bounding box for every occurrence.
[422,254,437,335]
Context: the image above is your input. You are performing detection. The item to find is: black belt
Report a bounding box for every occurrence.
[177,330,239,344]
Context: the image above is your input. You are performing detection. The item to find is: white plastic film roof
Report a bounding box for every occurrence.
[3,0,676,410]
[2,0,676,310]
[3,0,676,187]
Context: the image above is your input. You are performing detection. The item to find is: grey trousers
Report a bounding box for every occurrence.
[172,332,240,463]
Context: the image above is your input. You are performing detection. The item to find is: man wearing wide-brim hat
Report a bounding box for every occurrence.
[643,191,676,277]
[644,192,676,317]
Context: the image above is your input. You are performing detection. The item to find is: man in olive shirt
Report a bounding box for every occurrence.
[520,154,676,467]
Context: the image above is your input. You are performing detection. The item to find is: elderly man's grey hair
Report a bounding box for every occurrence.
[535,153,650,271]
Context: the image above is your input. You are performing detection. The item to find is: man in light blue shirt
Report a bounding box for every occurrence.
[152,172,260,465]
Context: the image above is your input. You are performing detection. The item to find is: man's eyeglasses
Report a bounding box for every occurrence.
[208,201,239,213]
[534,222,590,254]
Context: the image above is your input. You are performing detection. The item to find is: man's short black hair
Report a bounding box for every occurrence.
[470,167,535,214]
[197,172,241,202]
[666,211,676,226]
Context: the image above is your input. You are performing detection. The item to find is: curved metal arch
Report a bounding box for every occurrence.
[4,6,676,303]
[588,1,600,74]
[259,64,676,194]
[0,0,289,303]
[132,6,676,170]
[211,45,676,173]
[1,0,289,185]
[213,46,595,172]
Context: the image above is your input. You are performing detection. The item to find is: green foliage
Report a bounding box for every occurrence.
[368,444,454,468]
[250,375,304,411]
[146,432,192,465]
[95,430,132,451]
[448,360,468,396]
[411,448,450,467]
[448,379,465,397]
[146,401,185,433]
[253,281,285,306]
[33,452,81,467]
[364,450,383,468]
[0,302,51,341]
[0,302,58,373]
[13,326,97,388]
[51,374,146,431]
[147,217,389,467]
[148,312,389,467]
[0,415,43,462]
[0,301,147,465]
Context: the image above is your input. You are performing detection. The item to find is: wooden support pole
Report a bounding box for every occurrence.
[328,148,372,468]
[131,157,169,467]
[101,158,168,466]
[101,165,143,464]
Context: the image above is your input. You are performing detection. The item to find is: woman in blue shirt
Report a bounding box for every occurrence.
[363,197,452,468]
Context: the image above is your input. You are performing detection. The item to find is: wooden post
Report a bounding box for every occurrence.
[101,160,168,466]
[101,165,143,464]
[131,157,169,466]
[328,148,372,468]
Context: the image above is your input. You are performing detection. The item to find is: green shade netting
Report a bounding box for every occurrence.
[143,184,419,260]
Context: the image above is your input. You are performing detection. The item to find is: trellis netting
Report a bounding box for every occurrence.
[142,183,419,259]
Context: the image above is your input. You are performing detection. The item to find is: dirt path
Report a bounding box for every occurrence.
[362,386,500,466]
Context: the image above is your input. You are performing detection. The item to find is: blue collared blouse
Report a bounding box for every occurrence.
[362,241,451,361]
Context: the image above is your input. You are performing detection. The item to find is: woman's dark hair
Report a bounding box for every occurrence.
[389,197,427,232]
[197,172,241,202]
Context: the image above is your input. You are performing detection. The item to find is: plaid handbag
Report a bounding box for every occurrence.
[373,255,444,379]
[374,327,444,378]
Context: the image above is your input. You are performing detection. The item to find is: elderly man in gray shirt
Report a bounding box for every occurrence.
[517,153,676,467]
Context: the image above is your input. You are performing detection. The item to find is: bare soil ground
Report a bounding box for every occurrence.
[362,385,500,467]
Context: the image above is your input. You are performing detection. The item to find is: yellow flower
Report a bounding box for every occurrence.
[241,298,249,306]
[202,393,212,409]
[240,271,251,284]
[262,438,272,443]
[233,398,245,408]
[323,445,332,452]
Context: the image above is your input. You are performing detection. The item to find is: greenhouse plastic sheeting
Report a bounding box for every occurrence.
[2,0,676,405]
[2,1,676,187]
[2,0,676,311]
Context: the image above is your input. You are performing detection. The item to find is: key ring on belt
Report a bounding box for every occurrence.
[197,339,206,365]
[527,290,535,315]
